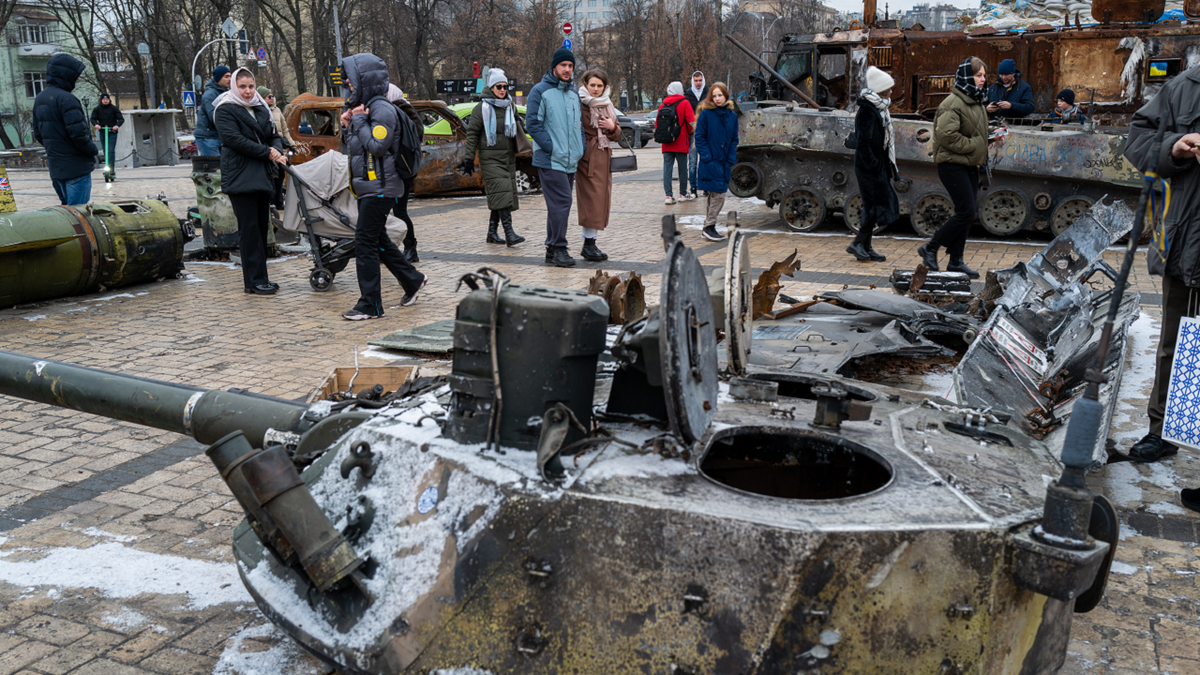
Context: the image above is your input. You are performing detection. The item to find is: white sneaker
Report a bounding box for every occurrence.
[680,193,697,202]
[665,196,677,205]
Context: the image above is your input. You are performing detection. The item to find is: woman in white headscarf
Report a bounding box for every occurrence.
[575,68,622,261]
[213,67,286,295]
[463,68,527,246]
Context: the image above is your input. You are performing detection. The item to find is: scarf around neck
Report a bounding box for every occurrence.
[483,96,516,147]
[580,86,617,150]
[861,89,897,176]
[953,58,988,105]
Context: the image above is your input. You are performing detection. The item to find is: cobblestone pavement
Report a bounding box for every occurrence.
[0,154,1196,675]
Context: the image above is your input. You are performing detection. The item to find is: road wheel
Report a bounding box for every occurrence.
[516,169,541,194]
[729,163,762,198]
[1052,196,1094,236]
[843,193,891,235]
[911,193,954,237]
[979,188,1029,236]
[779,189,826,232]
[621,128,636,149]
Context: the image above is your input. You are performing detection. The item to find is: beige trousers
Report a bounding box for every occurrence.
[705,192,725,228]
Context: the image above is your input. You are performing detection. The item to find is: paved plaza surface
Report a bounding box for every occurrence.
[0,153,1198,675]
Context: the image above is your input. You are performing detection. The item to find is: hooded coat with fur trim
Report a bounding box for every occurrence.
[693,99,738,193]
[32,54,97,181]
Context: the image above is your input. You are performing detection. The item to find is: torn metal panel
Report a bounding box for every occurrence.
[368,318,456,354]
[952,200,1140,467]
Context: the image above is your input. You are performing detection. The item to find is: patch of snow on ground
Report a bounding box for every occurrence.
[22,315,46,321]
[1104,462,1145,509]
[358,345,407,361]
[213,622,324,675]
[80,527,138,542]
[1145,501,1189,516]
[99,608,150,632]
[1109,561,1139,575]
[83,292,137,303]
[0,542,249,608]
[432,669,497,675]
[1110,312,1160,448]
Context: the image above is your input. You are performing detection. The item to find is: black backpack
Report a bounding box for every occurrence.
[367,95,424,181]
[654,100,684,144]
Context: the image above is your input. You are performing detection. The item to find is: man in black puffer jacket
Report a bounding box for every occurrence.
[338,53,427,321]
[33,54,97,205]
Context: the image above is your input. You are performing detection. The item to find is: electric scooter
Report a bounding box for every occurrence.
[100,127,115,183]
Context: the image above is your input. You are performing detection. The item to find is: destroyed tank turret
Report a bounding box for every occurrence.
[0,226,1122,674]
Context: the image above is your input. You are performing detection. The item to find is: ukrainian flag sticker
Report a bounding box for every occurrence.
[372,125,387,140]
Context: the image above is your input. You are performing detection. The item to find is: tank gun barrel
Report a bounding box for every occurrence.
[724,34,820,109]
[0,349,308,447]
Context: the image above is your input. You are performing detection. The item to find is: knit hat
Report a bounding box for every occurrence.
[487,68,508,89]
[99,92,111,102]
[998,59,1016,75]
[551,47,575,70]
[865,66,895,94]
[1057,88,1075,105]
[256,86,272,98]
[212,65,231,81]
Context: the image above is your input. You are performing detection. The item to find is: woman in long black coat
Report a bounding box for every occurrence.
[846,66,900,263]
[214,68,287,295]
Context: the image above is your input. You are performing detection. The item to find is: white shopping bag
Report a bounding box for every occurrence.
[1163,315,1200,452]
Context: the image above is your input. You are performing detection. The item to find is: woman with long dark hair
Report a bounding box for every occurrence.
[918,56,990,279]
[213,68,287,295]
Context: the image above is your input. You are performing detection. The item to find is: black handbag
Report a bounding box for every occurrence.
[610,137,638,173]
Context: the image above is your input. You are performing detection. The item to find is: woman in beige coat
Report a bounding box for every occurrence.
[576,69,622,262]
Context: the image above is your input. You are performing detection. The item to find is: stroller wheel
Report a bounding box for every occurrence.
[310,268,335,292]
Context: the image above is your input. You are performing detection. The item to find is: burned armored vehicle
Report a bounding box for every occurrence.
[730,0,1196,235]
[0,204,1138,673]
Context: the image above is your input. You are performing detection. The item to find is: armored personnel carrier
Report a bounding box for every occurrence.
[730,0,1196,235]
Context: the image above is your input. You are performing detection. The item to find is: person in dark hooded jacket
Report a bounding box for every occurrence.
[90,93,124,177]
[986,59,1034,120]
[213,68,286,296]
[32,53,98,205]
[846,66,899,263]
[195,65,231,156]
[338,52,427,321]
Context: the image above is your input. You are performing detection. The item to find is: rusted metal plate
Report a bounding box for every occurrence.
[1091,0,1164,23]
[1057,35,1129,102]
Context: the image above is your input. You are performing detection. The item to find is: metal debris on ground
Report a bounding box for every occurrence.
[585,269,647,324]
[751,248,799,319]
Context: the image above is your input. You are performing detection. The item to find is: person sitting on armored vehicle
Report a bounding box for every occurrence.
[985,59,1034,121]
[1047,88,1087,125]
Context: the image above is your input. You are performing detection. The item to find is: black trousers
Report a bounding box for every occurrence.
[354,195,424,316]
[271,165,285,209]
[229,191,271,289]
[1149,273,1196,437]
[928,163,980,259]
[391,177,416,248]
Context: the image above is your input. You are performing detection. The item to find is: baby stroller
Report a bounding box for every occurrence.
[281,151,411,291]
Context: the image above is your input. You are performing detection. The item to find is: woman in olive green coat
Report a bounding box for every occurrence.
[463,68,526,246]
[918,56,990,278]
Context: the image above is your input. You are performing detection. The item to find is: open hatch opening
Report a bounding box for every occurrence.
[701,427,892,501]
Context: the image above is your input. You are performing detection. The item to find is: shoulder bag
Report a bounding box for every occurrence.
[610,136,638,173]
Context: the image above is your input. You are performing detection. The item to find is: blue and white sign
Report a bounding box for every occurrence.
[181,90,196,107]
[563,38,572,49]
[417,486,439,514]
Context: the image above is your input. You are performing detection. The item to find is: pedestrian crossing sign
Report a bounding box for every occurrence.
[182,90,196,108]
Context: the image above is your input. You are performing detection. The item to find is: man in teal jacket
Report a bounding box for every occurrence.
[526,47,585,267]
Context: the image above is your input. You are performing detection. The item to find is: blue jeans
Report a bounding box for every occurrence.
[196,137,221,157]
[663,151,688,196]
[687,141,698,195]
[52,173,91,206]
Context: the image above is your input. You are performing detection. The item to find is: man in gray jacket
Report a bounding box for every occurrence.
[338,53,426,321]
[1123,66,1200,512]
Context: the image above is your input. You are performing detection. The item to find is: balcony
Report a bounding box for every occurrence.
[17,42,59,57]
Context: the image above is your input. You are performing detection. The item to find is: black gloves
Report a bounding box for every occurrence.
[459,159,475,176]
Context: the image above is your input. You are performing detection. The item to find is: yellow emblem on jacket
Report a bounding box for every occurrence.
[372,125,387,140]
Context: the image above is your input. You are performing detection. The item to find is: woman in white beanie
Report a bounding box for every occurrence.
[846,65,898,263]
[462,68,527,246]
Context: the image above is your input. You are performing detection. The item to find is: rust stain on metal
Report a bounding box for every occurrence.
[751,249,800,320]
